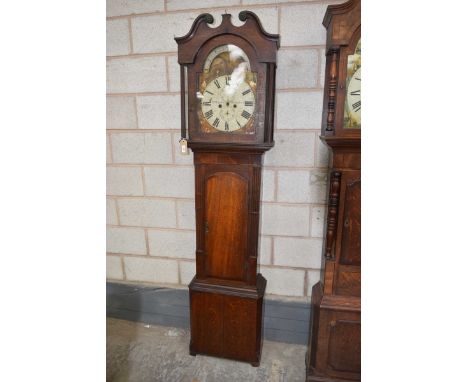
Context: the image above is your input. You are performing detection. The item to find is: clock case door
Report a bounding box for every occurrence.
[193,152,262,286]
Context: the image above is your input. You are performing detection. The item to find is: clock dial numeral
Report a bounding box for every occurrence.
[236,120,241,127]
[203,101,212,106]
[241,110,251,119]
[204,110,213,119]
[352,101,361,112]
[213,118,220,128]
[214,79,221,88]
[355,77,361,81]
[225,75,231,85]
[242,89,251,96]
[205,90,213,95]
[225,121,229,131]
[244,101,253,106]
[350,90,360,96]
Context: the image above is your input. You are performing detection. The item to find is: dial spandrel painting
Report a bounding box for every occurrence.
[343,39,361,129]
[197,44,257,134]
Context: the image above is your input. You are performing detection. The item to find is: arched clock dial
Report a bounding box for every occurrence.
[197,43,257,134]
[201,74,256,132]
[343,38,361,129]
[346,67,361,125]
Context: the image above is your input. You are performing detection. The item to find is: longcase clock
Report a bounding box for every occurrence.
[306,0,361,381]
[175,11,279,366]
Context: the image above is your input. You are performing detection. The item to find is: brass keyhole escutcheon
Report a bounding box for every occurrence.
[344,218,350,228]
[205,221,209,233]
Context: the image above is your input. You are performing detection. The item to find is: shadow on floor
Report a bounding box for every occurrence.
[106,318,306,382]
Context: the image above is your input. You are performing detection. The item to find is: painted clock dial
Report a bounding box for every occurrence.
[343,39,361,129]
[198,44,257,134]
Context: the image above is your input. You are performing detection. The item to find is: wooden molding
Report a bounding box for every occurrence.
[325,171,341,260]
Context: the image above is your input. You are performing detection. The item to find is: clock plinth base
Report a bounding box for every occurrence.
[189,275,266,366]
[306,283,361,382]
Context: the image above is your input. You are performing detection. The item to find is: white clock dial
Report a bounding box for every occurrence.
[201,74,256,132]
[346,67,361,125]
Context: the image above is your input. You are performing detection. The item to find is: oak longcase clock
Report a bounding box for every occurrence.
[175,11,279,366]
[306,0,361,381]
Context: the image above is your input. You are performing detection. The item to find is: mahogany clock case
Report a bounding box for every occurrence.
[305,0,361,381]
[175,12,279,366]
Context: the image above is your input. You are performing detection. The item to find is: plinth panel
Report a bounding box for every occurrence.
[189,277,265,365]
[189,291,223,356]
[306,283,361,381]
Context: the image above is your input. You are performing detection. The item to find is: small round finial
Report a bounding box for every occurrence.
[239,10,248,22]
[203,13,214,24]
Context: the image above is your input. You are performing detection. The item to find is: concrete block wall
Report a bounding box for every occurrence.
[107,0,342,298]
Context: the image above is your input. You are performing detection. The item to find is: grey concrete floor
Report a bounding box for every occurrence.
[107,318,307,382]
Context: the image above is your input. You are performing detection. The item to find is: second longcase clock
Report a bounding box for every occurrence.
[306,0,361,381]
[175,12,279,366]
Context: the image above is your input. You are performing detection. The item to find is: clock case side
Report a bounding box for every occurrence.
[175,11,280,151]
[321,0,361,140]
